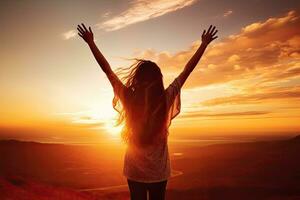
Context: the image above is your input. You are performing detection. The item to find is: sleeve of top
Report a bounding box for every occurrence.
[165,76,184,127]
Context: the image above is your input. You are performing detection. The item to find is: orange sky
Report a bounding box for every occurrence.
[0,0,300,143]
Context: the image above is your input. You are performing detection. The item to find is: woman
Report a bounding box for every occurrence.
[77,23,218,200]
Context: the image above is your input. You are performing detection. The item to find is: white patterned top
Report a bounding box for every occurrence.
[108,73,182,183]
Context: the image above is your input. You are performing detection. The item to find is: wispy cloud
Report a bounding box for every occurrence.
[202,87,300,106]
[223,10,233,17]
[102,11,111,18]
[97,0,197,31]
[62,29,77,40]
[181,110,271,118]
[54,111,106,129]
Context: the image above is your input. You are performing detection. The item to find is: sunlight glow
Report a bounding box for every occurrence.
[55,107,124,138]
[104,120,123,137]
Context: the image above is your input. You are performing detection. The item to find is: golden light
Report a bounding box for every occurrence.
[56,102,124,138]
[94,105,124,137]
[104,119,123,137]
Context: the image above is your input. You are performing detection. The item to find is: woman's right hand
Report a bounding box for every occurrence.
[201,25,218,46]
[77,23,94,44]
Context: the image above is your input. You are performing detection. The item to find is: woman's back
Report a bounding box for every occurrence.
[123,77,183,182]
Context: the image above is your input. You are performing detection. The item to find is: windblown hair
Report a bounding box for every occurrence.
[113,59,168,147]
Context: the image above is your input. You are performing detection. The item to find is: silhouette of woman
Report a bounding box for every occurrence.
[77,23,218,200]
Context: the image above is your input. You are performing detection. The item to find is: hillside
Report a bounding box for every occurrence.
[0,136,299,200]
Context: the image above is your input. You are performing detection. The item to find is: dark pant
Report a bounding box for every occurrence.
[127,179,168,200]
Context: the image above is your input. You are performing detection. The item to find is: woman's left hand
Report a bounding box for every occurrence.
[77,23,94,44]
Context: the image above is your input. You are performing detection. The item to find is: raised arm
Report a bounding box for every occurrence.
[177,25,218,87]
[77,23,127,101]
[77,23,114,75]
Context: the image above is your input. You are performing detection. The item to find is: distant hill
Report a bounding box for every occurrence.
[0,135,299,200]
[289,135,300,142]
[0,139,63,146]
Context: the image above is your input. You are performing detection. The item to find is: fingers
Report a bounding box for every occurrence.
[202,25,218,44]
[78,32,83,38]
[82,23,88,32]
[77,23,93,36]
[205,25,218,36]
[206,25,218,41]
[210,26,216,34]
[77,28,84,35]
[212,29,218,36]
[77,25,85,34]
[207,25,212,34]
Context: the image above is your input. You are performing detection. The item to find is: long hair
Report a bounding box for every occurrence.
[113,59,168,147]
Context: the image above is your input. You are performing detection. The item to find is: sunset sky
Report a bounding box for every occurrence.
[1,0,300,143]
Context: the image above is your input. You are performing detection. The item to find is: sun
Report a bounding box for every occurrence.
[84,102,123,137]
[104,119,123,137]
[62,104,124,138]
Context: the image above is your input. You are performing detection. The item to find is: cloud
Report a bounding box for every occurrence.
[102,11,111,18]
[135,10,300,89]
[62,29,77,40]
[64,0,197,37]
[130,10,300,124]
[54,111,107,129]
[223,10,233,17]
[97,0,197,31]
[201,86,300,106]
[180,110,271,119]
